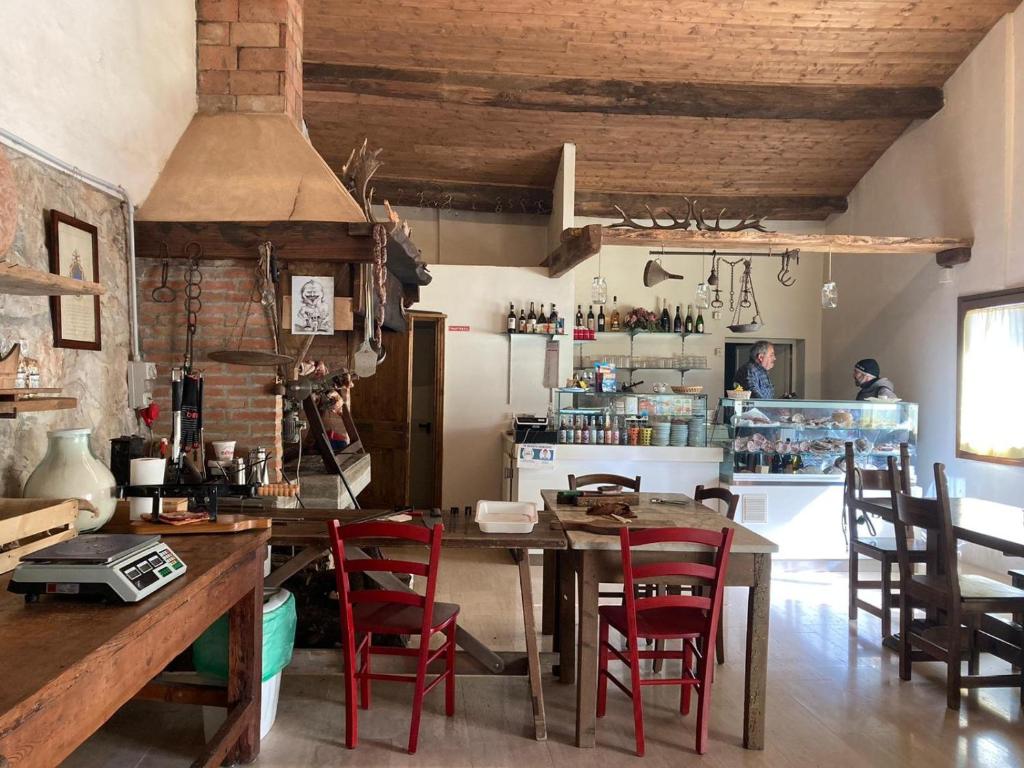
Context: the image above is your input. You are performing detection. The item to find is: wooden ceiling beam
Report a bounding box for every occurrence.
[575,192,848,222]
[304,62,944,121]
[370,178,552,215]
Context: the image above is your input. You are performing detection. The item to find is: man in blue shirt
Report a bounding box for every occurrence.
[734,341,776,398]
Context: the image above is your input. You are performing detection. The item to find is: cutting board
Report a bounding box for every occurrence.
[103,514,271,535]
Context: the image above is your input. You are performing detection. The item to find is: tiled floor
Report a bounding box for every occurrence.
[64,552,1024,767]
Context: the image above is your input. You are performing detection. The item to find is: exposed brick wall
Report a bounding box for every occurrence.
[196,0,304,125]
[138,258,284,478]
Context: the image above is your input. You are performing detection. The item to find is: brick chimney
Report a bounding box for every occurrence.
[195,0,303,125]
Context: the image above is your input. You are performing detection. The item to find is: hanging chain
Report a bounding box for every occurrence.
[182,242,203,372]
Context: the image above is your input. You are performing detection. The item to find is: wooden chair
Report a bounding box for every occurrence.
[845,441,927,638]
[695,485,738,665]
[597,525,734,756]
[327,520,459,754]
[568,473,642,492]
[891,461,1024,709]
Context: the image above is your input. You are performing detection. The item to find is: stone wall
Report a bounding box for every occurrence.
[0,145,134,495]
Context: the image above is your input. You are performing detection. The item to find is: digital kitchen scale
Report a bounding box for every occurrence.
[8,534,186,603]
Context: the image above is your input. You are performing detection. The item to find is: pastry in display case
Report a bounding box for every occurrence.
[716,398,918,482]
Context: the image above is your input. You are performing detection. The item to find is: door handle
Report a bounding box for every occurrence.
[417,422,432,434]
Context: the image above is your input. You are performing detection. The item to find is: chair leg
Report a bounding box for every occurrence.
[715,613,726,666]
[899,592,912,681]
[695,640,714,754]
[681,640,693,716]
[407,635,433,754]
[359,636,371,710]
[629,643,646,757]
[946,621,962,711]
[880,557,893,640]
[653,585,666,673]
[445,622,457,717]
[848,533,858,622]
[967,619,980,677]
[344,637,359,749]
[597,619,610,718]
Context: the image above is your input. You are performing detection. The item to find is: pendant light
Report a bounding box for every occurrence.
[694,250,710,309]
[591,247,607,305]
[821,247,838,309]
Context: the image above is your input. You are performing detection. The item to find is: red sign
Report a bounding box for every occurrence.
[448,325,470,332]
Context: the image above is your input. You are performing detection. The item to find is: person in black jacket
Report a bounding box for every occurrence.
[853,358,897,400]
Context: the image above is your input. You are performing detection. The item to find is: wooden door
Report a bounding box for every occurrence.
[349,324,414,507]
[409,314,445,508]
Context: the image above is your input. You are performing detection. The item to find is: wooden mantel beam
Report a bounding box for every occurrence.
[545,226,972,277]
[305,62,944,121]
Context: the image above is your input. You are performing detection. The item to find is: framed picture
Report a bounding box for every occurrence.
[49,210,101,350]
[290,275,335,335]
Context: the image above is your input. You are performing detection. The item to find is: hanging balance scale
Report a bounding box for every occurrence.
[207,242,293,368]
[727,258,764,333]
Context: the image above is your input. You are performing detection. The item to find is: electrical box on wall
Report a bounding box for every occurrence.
[127,360,157,409]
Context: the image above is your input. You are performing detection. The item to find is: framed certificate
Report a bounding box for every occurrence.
[49,210,101,350]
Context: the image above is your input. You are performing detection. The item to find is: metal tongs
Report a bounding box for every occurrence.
[650,497,694,507]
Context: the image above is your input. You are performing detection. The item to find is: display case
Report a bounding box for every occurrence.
[555,389,708,447]
[715,397,918,483]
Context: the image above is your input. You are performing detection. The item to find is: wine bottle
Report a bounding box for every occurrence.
[685,304,694,334]
[581,419,590,445]
[527,301,537,333]
[575,304,584,329]
[673,305,682,333]
[537,303,548,327]
[587,305,596,331]
[597,304,606,332]
[695,308,704,334]
[660,299,671,332]
[518,308,527,333]
[507,302,517,333]
[610,296,620,331]
[549,304,560,334]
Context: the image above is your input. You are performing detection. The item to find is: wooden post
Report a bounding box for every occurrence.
[516,549,548,740]
[226,550,264,764]
[575,551,600,748]
[743,553,772,750]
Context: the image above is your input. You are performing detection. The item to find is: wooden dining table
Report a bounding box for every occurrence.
[541,490,779,750]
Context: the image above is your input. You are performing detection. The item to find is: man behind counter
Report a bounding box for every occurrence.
[853,358,898,400]
[734,340,776,399]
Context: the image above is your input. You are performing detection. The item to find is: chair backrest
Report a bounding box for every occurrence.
[619,525,734,639]
[694,485,739,521]
[568,473,641,491]
[327,520,445,639]
[890,461,959,602]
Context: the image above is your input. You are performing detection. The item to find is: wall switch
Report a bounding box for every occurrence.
[714,347,723,356]
[127,360,155,409]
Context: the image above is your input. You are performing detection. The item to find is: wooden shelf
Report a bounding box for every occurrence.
[0,260,105,297]
[0,389,76,418]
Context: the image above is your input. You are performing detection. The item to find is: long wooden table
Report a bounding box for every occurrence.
[541,490,779,750]
[254,506,568,741]
[0,530,269,768]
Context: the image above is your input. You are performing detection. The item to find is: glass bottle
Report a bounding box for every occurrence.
[527,302,537,333]
[575,305,584,329]
[660,299,671,332]
[518,308,527,333]
[507,303,517,333]
[581,418,590,445]
[610,296,621,331]
[695,308,705,334]
[685,304,695,334]
[587,305,596,331]
[673,305,682,333]
[597,305,606,332]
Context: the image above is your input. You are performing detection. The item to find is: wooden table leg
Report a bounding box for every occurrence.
[743,553,771,750]
[542,550,556,635]
[227,550,264,764]
[516,549,547,741]
[575,550,599,748]
[557,550,576,684]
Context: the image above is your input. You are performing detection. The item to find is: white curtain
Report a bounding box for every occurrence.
[960,301,1024,459]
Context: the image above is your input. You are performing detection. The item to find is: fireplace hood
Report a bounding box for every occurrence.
[137,113,365,223]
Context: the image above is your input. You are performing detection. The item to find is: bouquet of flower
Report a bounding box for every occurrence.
[623,307,660,331]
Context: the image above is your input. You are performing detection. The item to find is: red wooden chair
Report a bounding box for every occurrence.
[597,525,734,756]
[327,520,459,754]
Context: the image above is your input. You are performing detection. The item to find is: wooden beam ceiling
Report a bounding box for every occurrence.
[305,63,944,121]
[303,0,1020,221]
[574,192,848,222]
[371,178,552,215]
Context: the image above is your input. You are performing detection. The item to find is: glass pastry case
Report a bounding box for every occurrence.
[555,390,709,447]
[715,397,918,483]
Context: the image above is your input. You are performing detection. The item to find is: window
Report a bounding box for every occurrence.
[957,289,1024,465]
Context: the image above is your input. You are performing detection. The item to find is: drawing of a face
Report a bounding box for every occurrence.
[300,280,324,306]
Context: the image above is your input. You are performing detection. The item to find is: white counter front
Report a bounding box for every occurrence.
[501,434,722,505]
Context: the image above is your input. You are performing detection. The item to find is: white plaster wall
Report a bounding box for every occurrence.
[572,219,826,398]
[417,266,575,508]
[823,10,1024,569]
[0,0,196,201]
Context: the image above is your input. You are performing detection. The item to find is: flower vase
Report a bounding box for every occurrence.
[23,428,118,532]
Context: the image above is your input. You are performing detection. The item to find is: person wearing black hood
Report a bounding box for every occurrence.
[853,358,897,400]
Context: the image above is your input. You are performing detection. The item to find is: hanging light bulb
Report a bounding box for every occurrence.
[695,250,710,309]
[821,247,838,309]
[591,248,607,304]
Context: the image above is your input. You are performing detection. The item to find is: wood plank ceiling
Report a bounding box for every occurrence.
[303,0,1019,220]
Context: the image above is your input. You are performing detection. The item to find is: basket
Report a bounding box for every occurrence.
[0,498,78,574]
[726,390,752,400]
[671,385,704,394]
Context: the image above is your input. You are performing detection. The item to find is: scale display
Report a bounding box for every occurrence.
[9,534,186,603]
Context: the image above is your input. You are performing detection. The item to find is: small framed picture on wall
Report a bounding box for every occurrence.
[49,210,101,350]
